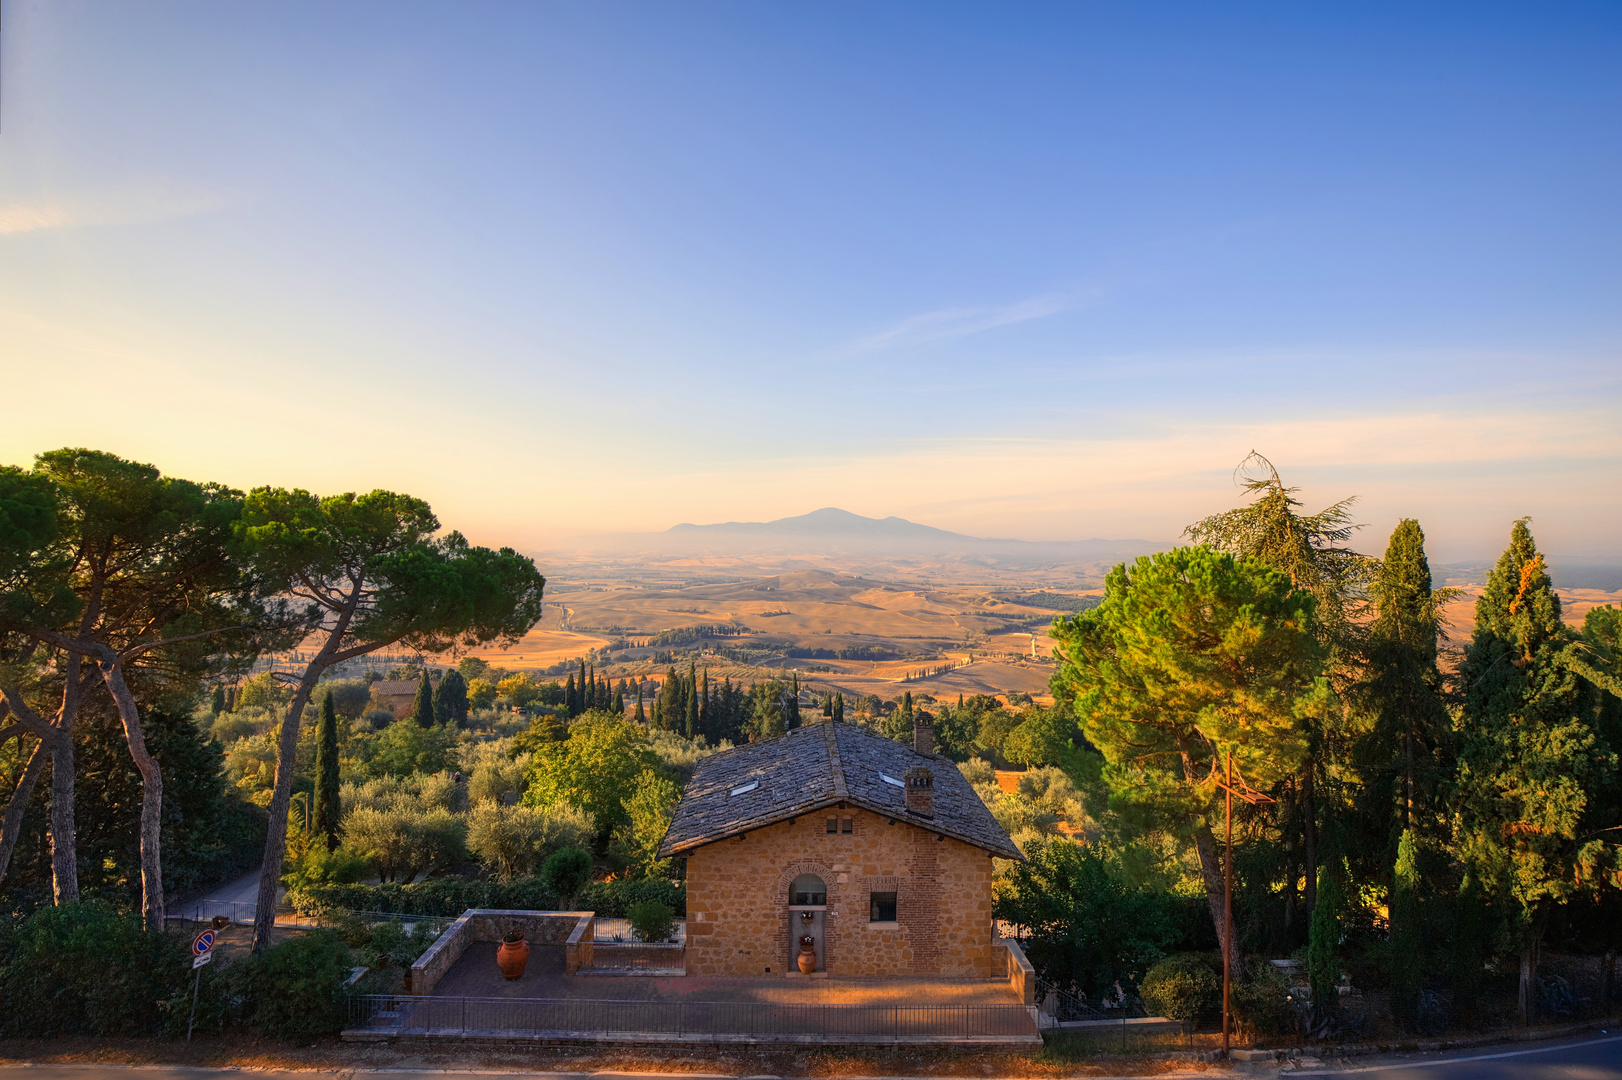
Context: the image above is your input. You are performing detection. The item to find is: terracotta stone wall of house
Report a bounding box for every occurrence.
[683,806,996,978]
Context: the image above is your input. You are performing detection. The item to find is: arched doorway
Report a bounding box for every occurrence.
[788,873,827,972]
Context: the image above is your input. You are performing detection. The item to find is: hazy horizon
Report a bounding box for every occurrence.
[3,4,1618,565]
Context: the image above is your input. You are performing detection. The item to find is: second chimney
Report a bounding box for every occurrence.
[904,766,934,818]
[913,712,935,756]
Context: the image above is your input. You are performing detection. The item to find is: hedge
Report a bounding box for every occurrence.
[289,875,685,919]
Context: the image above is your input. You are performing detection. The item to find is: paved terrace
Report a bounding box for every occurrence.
[433,943,1022,1004]
[348,945,1037,1046]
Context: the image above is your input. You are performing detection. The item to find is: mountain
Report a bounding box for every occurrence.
[662,508,1163,559]
[667,507,977,542]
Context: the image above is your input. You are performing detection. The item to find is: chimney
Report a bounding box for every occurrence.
[904,766,934,818]
[913,712,934,756]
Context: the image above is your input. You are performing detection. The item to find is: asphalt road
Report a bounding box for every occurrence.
[0,1035,1616,1080]
[1294,1033,1622,1079]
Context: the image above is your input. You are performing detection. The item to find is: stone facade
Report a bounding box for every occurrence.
[684,805,996,978]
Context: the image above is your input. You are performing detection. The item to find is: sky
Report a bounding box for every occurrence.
[1,2,1619,564]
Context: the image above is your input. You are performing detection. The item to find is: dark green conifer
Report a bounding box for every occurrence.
[435,668,470,727]
[409,668,435,727]
[634,682,646,724]
[210,685,226,716]
[314,690,342,851]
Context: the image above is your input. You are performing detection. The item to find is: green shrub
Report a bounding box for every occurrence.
[540,846,593,905]
[0,900,188,1037]
[580,876,685,917]
[288,873,687,920]
[627,900,676,943]
[1140,952,1220,1033]
[1232,962,1298,1041]
[228,930,354,1039]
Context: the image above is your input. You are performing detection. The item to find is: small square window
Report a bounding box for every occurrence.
[870,891,897,922]
[840,817,854,834]
[826,817,837,834]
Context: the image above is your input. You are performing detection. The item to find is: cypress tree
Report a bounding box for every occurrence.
[685,662,698,738]
[789,673,801,728]
[1308,865,1342,1019]
[699,668,709,734]
[410,668,435,727]
[822,692,832,718]
[565,672,577,716]
[1362,519,1453,830]
[833,692,845,723]
[634,682,646,725]
[210,685,226,716]
[613,682,624,714]
[435,668,470,727]
[1388,828,1423,1030]
[314,690,342,851]
[579,659,589,712]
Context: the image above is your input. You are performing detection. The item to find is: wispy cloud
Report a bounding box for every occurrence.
[849,290,1078,352]
[0,177,226,236]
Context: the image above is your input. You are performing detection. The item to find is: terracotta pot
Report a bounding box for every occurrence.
[797,937,817,974]
[497,934,530,980]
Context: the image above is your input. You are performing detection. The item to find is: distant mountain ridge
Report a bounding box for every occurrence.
[668,507,977,541]
[665,507,1163,557]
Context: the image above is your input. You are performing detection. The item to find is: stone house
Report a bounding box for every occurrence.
[370,679,421,719]
[658,717,1022,978]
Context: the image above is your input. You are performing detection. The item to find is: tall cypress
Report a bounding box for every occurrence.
[684,662,698,738]
[1362,518,1453,830]
[409,668,435,727]
[210,685,226,716]
[1388,828,1423,1030]
[612,681,624,714]
[314,691,342,851]
[634,681,646,724]
[565,672,577,716]
[833,692,845,723]
[435,668,470,727]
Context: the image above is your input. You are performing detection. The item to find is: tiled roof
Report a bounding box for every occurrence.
[371,680,420,697]
[657,720,1023,860]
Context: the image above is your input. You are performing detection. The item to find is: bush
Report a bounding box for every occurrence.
[627,900,676,943]
[218,930,355,1039]
[0,900,188,1036]
[1233,962,1298,1041]
[1140,952,1221,1032]
[289,876,560,918]
[287,873,687,920]
[579,876,686,918]
[541,846,593,906]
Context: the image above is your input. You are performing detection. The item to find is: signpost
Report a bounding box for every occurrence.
[187,928,216,1041]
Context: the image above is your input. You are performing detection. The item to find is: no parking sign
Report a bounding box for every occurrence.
[192,928,215,969]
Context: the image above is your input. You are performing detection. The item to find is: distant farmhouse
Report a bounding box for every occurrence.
[370,679,421,718]
[659,717,1022,978]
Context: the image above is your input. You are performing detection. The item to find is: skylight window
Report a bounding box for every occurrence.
[729,781,759,796]
[880,773,905,788]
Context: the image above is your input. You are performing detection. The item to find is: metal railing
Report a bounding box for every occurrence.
[585,942,685,971]
[346,993,1037,1038]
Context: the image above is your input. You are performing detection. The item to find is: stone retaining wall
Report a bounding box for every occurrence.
[412,910,594,995]
[996,937,1035,1005]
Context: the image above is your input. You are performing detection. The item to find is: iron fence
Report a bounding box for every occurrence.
[346,993,1037,1038]
[586,943,685,971]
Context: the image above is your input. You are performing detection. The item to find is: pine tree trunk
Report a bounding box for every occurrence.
[252,665,324,953]
[47,734,79,904]
[0,738,50,888]
[1303,763,1317,916]
[95,654,164,930]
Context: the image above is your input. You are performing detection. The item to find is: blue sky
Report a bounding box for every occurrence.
[2,2,1618,561]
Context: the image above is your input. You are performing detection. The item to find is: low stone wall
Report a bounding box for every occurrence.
[412,910,594,995]
[995,937,1035,1006]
